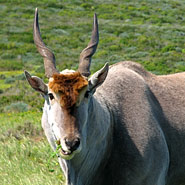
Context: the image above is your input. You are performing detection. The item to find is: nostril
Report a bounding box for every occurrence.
[65,138,80,152]
[74,138,80,150]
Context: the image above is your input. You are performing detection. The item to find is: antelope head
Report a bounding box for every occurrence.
[25,8,109,160]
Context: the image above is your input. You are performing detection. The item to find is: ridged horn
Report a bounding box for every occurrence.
[78,13,99,77]
[33,8,59,78]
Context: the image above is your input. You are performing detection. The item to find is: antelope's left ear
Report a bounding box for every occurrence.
[88,63,109,94]
[24,70,48,95]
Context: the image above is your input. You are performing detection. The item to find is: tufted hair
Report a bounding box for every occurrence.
[48,72,88,109]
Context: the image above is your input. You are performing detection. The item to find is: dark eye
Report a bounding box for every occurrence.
[84,90,90,98]
[48,93,54,100]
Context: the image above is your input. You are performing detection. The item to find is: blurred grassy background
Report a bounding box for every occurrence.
[0,0,185,184]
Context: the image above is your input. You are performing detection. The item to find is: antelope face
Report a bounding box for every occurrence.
[45,71,89,159]
[25,8,109,160]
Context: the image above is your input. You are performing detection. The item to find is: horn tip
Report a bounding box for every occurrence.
[24,70,31,78]
[93,13,98,28]
[94,13,97,19]
[24,70,28,74]
[35,8,38,17]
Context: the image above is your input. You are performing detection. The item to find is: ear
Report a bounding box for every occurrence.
[24,70,48,95]
[88,63,109,94]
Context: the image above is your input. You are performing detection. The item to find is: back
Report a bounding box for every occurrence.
[101,61,185,185]
[95,61,170,185]
[146,70,185,185]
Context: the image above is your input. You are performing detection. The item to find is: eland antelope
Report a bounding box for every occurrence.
[25,8,185,185]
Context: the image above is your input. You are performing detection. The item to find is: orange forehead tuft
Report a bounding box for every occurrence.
[48,72,88,109]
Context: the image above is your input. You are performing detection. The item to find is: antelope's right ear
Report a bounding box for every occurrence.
[24,70,48,95]
[88,63,109,94]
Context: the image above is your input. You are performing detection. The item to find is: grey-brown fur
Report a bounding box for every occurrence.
[123,61,185,185]
[44,60,185,185]
[91,61,184,185]
[70,61,169,185]
[25,9,185,185]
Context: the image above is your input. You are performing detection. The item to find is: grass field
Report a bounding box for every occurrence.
[0,112,64,184]
[0,0,185,184]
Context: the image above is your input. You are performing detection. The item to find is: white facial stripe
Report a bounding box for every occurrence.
[46,100,61,140]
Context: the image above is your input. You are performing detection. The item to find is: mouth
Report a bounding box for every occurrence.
[55,142,74,160]
[55,140,81,160]
[59,148,76,160]
[61,148,72,155]
[56,140,71,156]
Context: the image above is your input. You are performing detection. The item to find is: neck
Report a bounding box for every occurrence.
[60,95,113,185]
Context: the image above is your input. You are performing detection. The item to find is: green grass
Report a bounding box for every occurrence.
[0,112,64,185]
[0,0,185,184]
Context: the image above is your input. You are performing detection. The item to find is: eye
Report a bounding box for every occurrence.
[84,90,90,98]
[48,93,54,100]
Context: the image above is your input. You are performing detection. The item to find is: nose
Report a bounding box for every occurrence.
[64,137,80,152]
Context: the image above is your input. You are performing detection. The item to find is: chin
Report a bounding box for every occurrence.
[60,151,76,160]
